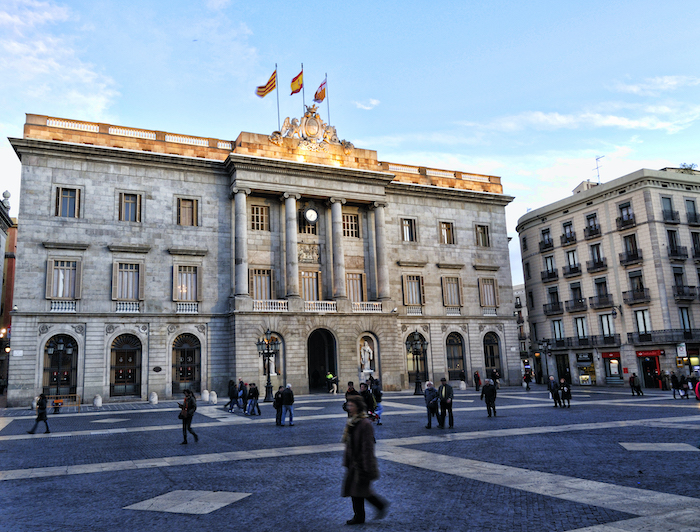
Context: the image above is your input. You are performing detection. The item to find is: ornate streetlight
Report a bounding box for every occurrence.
[256,329,279,402]
[406,330,428,395]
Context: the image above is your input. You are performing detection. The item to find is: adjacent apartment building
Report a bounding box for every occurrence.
[5,112,517,406]
[517,168,700,388]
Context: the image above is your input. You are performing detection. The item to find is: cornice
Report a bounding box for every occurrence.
[168,247,208,256]
[108,244,151,253]
[42,241,90,250]
[386,181,514,205]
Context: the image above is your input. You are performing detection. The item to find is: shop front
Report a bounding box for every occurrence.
[636,349,663,388]
[676,344,700,376]
[576,353,595,385]
[602,351,623,385]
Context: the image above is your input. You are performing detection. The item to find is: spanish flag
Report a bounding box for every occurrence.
[313,78,326,103]
[256,70,277,98]
[291,70,303,95]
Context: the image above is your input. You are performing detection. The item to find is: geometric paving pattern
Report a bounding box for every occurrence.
[123,490,251,514]
[618,442,700,452]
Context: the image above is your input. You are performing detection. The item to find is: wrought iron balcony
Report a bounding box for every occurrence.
[586,258,608,273]
[539,238,554,252]
[590,334,621,347]
[565,298,588,312]
[560,232,577,246]
[543,302,564,315]
[662,209,680,223]
[569,336,591,348]
[619,250,643,266]
[668,246,688,261]
[514,300,522,309]
[616,214,636,230]
[541,269,559,282]
[628,329,700,344]
[547,338,568,350]
[623,288,651,305]
[688,212,700,226]
[672,285,697,301]
[562,263,581,278]
[584,224,601,239]
[589,294,614,309]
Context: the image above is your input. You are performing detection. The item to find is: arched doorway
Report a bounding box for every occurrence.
[308,329,336,391]
[446,332,465,380]
[110,334,142,397]
[483,332,502,379]
[43,335,78,395]
[173,333,201,394]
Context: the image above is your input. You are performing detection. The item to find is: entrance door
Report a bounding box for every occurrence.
[483,333,501,378]
[308,329,336,391]
[640,357,659,388]
[555,354,570,383]
[43,335,78,396]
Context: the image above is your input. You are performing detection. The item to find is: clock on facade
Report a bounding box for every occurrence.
[304,208,319,224]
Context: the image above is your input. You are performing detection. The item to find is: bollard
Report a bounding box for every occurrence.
[201,389,210,402]
[93,394,102,408]
[149,391,158,405]
[209,391,218,404]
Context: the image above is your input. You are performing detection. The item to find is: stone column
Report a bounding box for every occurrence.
[330,198,347,299]
[233,188,250,297]
[284,193,301,298]
[373,201,390,300]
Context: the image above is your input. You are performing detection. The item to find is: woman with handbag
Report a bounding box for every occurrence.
[178,389,198,444]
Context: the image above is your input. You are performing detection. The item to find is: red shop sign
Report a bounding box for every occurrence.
[601,352,620,358]
[636,350,665,357]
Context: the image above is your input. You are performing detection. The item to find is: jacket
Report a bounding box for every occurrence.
[480,383,497,402]
[424,387,439,408]
[342,417,379,498]
[361,390,377,411]
[273,390,283,409]
[281,387,294,405]
[438,383,453,403]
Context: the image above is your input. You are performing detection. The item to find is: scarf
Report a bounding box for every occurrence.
[341,412,368,443]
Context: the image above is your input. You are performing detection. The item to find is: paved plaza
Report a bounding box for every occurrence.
[1,385,699,532]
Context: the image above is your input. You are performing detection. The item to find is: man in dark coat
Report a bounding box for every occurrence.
[281,383,294,426]
[474,371,481,391]
[178,389,198,444]
[423,381,439,428]
[437,377,454,428]
[548,375,562,407]
[273,386,284,426]
[671,371,680,399]
[27,393,50,434]
[480,379,497,417]
[342,395,388,525]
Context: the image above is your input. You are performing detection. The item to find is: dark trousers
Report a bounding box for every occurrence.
[275,407,282,425]
[439,402,453,428]
[426,406,437,427]
[29,418,50,433]
[351,495,385,523]
[182,416,198,442]
[485,400,496,417]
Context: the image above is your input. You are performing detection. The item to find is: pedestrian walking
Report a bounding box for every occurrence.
[437,377,454,428]
[474,371,481,392]
[341,395,388,525]
[548,376,562,407]
[281,383,295,426]
[273,386,284,426]
[680,375,690,399]
[178,389,198,444]
[246,383,260,415]
[559,377,571,408]
[360,382,377,415]
[223,379,237,412]
[491,369,501,389]
[237,378,248,411]
[671,372,680,399]
[326,372,338,394]
[424,381,439,428]
[480,379,497,417]
[523,372,532,391]
[661,371,670,391]
[372,380,383,425]
[344,381,361,416]
[27,393,50,434]
[629,373,643,396]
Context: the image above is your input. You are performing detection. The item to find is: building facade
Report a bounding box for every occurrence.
[0,192,15,394]
[513,283,538,381]
[517,169,700,388]
[6,112,517,406]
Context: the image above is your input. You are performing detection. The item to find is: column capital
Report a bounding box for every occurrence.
[281,192,301,201]
[371,201,389,209]
[329,197,346,205]
[231,187,251,198]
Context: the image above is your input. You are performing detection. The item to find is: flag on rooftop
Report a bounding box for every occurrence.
[313,78,326,103]
[291,70,303,95]
[256,70,277,98]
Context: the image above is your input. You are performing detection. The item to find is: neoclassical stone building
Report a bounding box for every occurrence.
[6,112,517,405]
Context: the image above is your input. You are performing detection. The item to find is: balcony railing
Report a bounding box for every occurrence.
[623,288,651,305]
[562,264,581,277]
[668,246,688,261]
[672,285,697,301]
[565,298,588,312]
[482,308,497,316]
[541,270,559,282]
[253,299,289,312]
[116,301,140,313]
[662,210,680,223]
[50,300,76,313]
[547,334,621,349]
[543,302,564,315]
[406,305,423,316]
[619,250,643,266]
[514,300,522,309]
[616,214,636,230]
[352,302,383,313]
[589,294,614,309]
[176,302,199,314]
[550,338,567,350]
[539,238,554,252]
[305,301,337,312]
[688,212,700,226]
[445,307,461,316]
[586,258,608,273]
[584,225,601,239]
[628,329,700,344]
[560,232,577,246]
[590,334,621,346]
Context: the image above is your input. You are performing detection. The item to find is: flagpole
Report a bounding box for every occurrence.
[275,63,280,131]
[325,74,330,125]
[301,63,305,114]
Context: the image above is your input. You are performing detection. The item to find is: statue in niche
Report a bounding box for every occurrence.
[360,338,374,372]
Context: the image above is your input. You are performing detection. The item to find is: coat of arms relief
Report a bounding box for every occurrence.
[269,104,354,155]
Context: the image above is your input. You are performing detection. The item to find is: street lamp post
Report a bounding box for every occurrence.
[407,330,428,396]
[538,340,551,378]
[256,329,279,402]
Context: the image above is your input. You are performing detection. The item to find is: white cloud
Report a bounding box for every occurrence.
[204,0,232,10]
[0,0,69,33]
[353,99,380,110]
[613,76,700,96]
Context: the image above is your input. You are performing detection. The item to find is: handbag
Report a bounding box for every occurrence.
[178,403,187,419]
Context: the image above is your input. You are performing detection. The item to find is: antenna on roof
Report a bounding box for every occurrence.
[594,155,605,183]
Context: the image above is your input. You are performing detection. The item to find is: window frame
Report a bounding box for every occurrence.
[475,224,491,247]
[300,270,322,301]
[402,274,425,306]
[342,213,360,238]
[176,196,200,227]
[441,276,463,307]
[439,221,456,245]
[118,191,143,223]
[45,258,83,300]
[173,263,203,302]
[249,268,275,300]
[251,204,271,232]
[54,185,83,218]
[346,272,367,302]
[112,260,145,301]
[401,217,418,242]
[478,278,499,308]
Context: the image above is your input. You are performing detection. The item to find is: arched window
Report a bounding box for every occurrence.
[484,332,501,377]
[110,334,142,397]
[173,334,201,394]
[446,333,464,380]
[43,335,78,396]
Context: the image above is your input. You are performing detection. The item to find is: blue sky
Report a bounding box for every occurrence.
[2,0,699,284]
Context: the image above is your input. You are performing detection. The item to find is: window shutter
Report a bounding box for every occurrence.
[248,268,254,298]
[118,193,123,221]
[361,273,367,302]
[419,276,425,305]
[55,188,61,216]
[138,263,145,300]
[75,189,81,218]
[441,277,447,306]
[74,261,83,300]
[136,194,142,223]
[270,269,276,299]
[196,266,203,302]
[111,263,119,300]
[494,279,500,307]
[45,259,55,299]
[458,278,464,307]
[317,270,323,300]
[173,265,179,301]
[193,200,198,227]
[478,279,484,307]
[298,272,303,299]
[176,198,181,225]
[401,275,408,306]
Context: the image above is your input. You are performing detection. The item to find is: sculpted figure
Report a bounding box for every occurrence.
[324,125,339,144]
[361,340,374,371]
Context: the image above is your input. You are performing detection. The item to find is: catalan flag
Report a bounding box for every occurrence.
[290,70,303,95]
[256,70,277,98]
[313,78,326,103]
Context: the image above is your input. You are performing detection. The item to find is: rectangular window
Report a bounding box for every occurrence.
[635,309,651,334]
[570,282,582,300]
[548,287,559,303]
[119,193,141,223]
[55,187,80,218]
[524,262,531,280]
[176,265,199,301]
[114,263,141,301]
[600,314,614,336]
[476,225,490,247]
[563,222,574,237]
[686,199,698,223]
[692,232,700,253]
[623,234,638,254]
[346,273,366,302]
[301,271,321,301]
[522,236,528,251]
[587,214,598,228]
[667,230,679,250]
[595,277,608,296]
[574,316,588,338]
[177,198,198,226]
[440,222,455,244]
[553,320,564,340]
[545,256,555,273]
[619,202,633,220]
[251,205,270,231]
[528,291,534,309]
[441,277,463,307]
[402,218,417,242]
[45,260,82,300]
[679,307,691,332]
[629,270,644,291]
[673,266,685,287]
[532,323,538,342]
[591,243,602,262]
[342,214,360,238]
[661,196,673,214]
[566,249,578,267]
[478,278,499,307]
[402,275,425,306]
[250,268,273,300]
